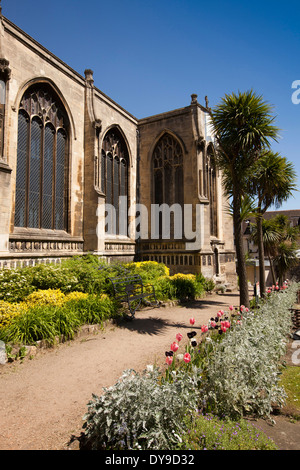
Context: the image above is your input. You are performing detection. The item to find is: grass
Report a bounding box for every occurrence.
[179,413,278,450]
[279,365,300,420]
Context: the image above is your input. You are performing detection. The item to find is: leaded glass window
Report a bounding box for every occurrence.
[152,133,184,207]
[101,128,129,235]
[14,84,68,230]
[152,133,184,239]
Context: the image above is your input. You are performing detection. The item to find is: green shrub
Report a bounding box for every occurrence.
[196,273,215,292]
[0,268,34,302]
[68,294,119,325]
[168,273,205,300]
[61,255,133,295]
[151,276,174,301]
[28,264,79,293]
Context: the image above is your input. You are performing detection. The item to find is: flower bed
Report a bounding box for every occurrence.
[0,258,215,348]
[0,289,119,345]
[79,282,299,450]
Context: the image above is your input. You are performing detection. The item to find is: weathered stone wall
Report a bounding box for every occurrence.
[83,70,138,260]
[0,14,236,285]
[138,95,236,283]
[1,16,86,262]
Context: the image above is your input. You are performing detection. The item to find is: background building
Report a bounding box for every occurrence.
[0,12,236,286]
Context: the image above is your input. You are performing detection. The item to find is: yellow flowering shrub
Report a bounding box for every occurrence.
[125,260,170,278]
[64,291,89,303]
[99,293,109,300]
[169,273,196,281]
[0,300,28,328]
[24,289,66,307]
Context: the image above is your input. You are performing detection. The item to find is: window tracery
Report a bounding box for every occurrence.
[101,128,129,236]
[14,84,68,230]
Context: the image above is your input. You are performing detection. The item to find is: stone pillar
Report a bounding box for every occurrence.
[83,68,105,254]
[0,162,11,254]
[0,54,11,256]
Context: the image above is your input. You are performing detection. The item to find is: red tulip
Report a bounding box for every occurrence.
[171,342,179,352]
[183,353,191,363]
[190,317,195,325]
[176,333,183,342]
[166,356,173,365]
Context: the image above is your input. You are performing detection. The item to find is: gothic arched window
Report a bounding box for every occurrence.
[14,84,69,231]
[152,133,184,238]
[207,147,218,237]
[152,133,184,206]
[101,128,129,235]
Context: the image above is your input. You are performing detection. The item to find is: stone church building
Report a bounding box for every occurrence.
[0,11,236,284]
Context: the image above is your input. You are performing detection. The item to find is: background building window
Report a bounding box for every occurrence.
[14,84,69,230]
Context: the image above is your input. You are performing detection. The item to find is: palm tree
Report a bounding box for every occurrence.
[251,214,300,286]
[250,217,281,285]
[247,152,297,296]
[208,90,279,307]
[274,243,299,285]
[272,215,299,284]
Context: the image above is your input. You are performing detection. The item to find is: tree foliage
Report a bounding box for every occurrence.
[209,90,279,306]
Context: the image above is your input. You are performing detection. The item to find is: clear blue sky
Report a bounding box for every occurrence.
[3,0,300,210]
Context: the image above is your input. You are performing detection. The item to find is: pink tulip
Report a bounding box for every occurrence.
[245,307,249,313]
[224,320,230,328]
[210,321,216,328]
[170,342,179,352]
[183,353,191,363]
[166,356,173,365]
[229,305,234,311]
[221,325,227,332]
[217,310,224,317]
[190,317,195,325]
[201,325,208,333]
[176,333,183,342]
[240,305,245,312]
